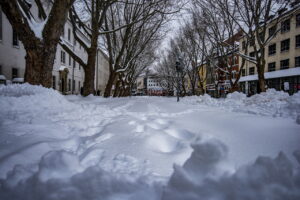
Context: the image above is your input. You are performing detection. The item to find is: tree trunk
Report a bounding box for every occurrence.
[82,45,97,96]
[104,71,117,97]
[113,80,120,97]
[257,59,266,93]
[24,48,43,85]
[1,0,74,87]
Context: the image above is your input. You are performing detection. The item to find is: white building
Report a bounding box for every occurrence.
[146,74,165,95]
[0,4,109,95]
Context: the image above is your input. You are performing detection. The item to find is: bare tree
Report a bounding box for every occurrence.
[222,0,291,93]
[102,0,178,97]
[0,0,75,87]
[59,0,116,96]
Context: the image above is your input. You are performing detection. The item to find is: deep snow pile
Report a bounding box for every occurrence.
[0,138,299,200]
[192,89,300,123]
[0,84,300,200]
[163,138,300,200]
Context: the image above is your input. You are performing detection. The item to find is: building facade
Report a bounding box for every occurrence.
[0,4,109,95]
[239,5,300,95]
[147,75,165,96]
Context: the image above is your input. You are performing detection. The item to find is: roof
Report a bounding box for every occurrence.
[239,67,300,82]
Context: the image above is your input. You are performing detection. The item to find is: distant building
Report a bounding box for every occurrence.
[147,74,165,96]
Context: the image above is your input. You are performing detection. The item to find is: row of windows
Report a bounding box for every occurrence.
[149,84,159,87]
[268,35,300,56]
[242,57,300,76]
[242,13,300,49]
[268,57,300,72]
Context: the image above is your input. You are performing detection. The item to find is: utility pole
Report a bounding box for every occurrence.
[175,54,183,102]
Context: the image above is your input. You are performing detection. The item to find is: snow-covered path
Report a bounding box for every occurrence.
[0,84,299,200]
[65,95,300,178]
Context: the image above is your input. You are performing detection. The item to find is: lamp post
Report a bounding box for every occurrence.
[175,56,183,102]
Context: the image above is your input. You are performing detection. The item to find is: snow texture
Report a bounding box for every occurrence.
[0,84,299,200]
[191,89,300,123]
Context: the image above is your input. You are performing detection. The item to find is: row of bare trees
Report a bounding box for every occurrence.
[1,0,179,97]
[156,0,293,96]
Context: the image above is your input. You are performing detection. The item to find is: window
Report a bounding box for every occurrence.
[73,60,76,69]
[68,28,71,41]
[0,7,2,41]
[62,27,65,38]
[281,39,290,52]
[78,81,81,92]
[61,51,66,64]
[269,25,276,37]
[296,35,300,48]
[12,68,18,78]
[295,57,300,68]
[281,19,290,33]
[249,52,255,58]
[0,65,2,74]
[296,14,300,27]
[69,54,71,66]
[268,62,276,72]
[79,64,81,70]
[68,79,71,91]
[12,29,19,46]
[52,76,56,89]
[280,59,289,69]
[242,69,246,76]
[268,44,276,55]
[249,67,255,75]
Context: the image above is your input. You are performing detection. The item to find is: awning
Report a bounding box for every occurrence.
[239,67,300,82]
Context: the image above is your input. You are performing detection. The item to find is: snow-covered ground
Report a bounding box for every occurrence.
[0,84,299,200]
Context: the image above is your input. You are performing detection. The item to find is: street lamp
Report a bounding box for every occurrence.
[175,56,183,102]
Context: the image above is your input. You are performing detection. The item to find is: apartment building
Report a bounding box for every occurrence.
[0,4,109,95]
[147,74,165,96]
[239,5,300,95]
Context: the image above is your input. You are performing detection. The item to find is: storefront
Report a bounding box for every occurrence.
[239,68,300,95]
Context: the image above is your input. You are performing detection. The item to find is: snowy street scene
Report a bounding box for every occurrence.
[1,0,300,199]
[0,85,299,199]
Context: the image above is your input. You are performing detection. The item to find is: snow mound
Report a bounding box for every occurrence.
[195,89,300,123]
[0,83,64,98]
[0,150,162,200]
[1,139,299,200]
[0,83,75,124]
[163,138,300,200]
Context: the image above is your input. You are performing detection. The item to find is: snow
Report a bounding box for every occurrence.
[0,75,6,80]
[239,67,300,82]
[0,84,299,200]
[12,78,24,83]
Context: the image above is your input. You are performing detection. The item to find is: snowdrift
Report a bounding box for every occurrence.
[0,139,299,200]
[163,138,300,200]
[190,89,300,123]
